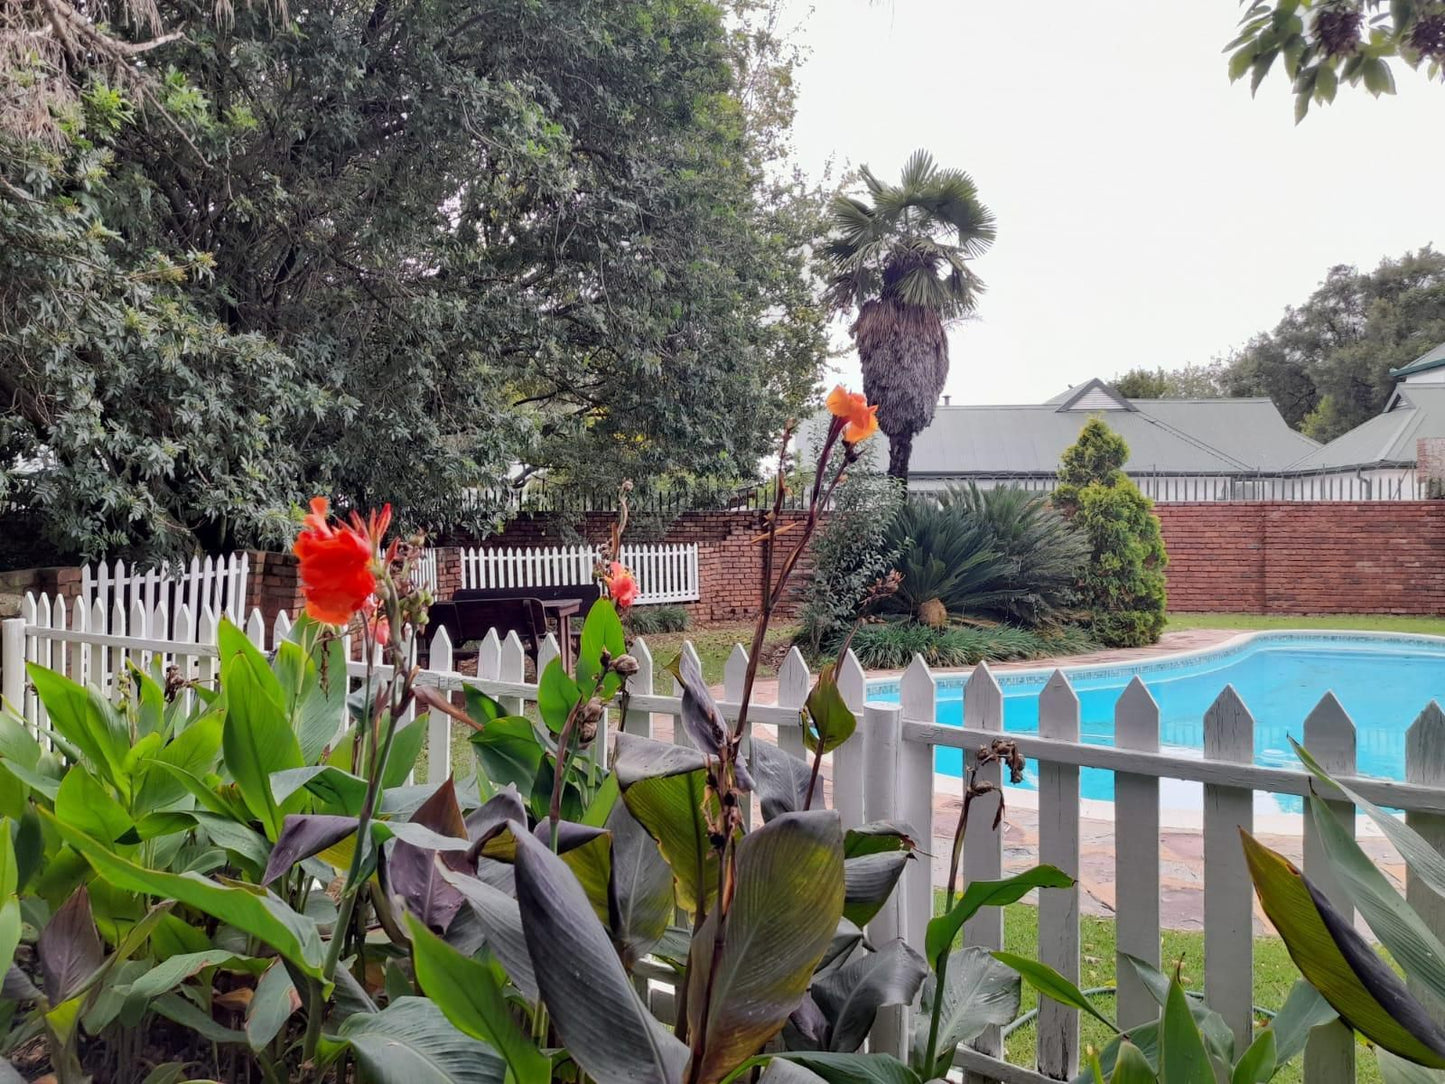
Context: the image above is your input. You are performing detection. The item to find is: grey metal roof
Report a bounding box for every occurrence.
[907,395,1312,476]
[1388,340,1445,379]
[1286,385,1445,470]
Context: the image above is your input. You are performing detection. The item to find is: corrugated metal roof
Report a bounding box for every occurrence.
[1388,339,1445,379]
[907,400,1302,475]
[1286,384,1445,469]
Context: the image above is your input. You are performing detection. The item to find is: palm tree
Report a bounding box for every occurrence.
[824,149,996,479]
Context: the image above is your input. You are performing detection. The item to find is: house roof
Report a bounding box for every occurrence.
[1285,384,1445,470]
[1387,340,1445,380]
[905,392,1316,477]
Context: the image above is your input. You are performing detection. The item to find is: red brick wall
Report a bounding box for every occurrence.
[1155,502,1445,614]
[244,550,306,628]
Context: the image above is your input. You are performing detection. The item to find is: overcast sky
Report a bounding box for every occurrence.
[781,0,1444,405]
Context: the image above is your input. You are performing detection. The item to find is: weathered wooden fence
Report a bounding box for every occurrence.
[4,604,1445,1084]
[452,542,700,604]
[79,553,249,639]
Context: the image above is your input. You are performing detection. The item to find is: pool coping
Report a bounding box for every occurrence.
[862,627,1445,699]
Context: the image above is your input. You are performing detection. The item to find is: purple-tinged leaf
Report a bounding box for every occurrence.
[385,778,470,933]
[262,815,358,886]
[39,886,103,1003]
[667,650,728,757]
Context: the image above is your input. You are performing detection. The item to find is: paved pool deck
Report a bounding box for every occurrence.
[696,628,1407,933]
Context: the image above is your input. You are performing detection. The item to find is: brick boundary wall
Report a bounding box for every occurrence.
[1154,502,1445,615]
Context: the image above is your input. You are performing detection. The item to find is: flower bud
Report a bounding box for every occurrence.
[578,697,604,745]
[613,654,640,676]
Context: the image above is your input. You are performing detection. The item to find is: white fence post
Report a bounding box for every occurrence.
[1407,704,1445,1012]
[1114,677,1161,1030]
[832,649,867,832]
[1302,693,1357,1084]
[623,638,654,738]
[1,618,24,716]
[863,701,905,1059]
[775,647,810,761]
[898,656,936,956]
[961,661,1006,1082]
[1037,671,1081,1080]
[1203,686,1255,1051]
[428,628,455,784]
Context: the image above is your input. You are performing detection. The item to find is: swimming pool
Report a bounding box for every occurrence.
[865,632,1445,814]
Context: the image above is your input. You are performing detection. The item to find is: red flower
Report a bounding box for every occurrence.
[293,497,388,626]
[604,561,639,609]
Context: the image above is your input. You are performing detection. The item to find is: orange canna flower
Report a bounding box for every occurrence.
[825,385,879,444]
[604,561,639,609]
[293,497,381,626]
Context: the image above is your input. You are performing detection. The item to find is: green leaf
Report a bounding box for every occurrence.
[686,811,846,1084]
[136,712,224,812]
[470,716,545,797]
[55,765,131,846]
[0,824,18,980]
[925,866,1074,963]
[843,852,910,929]
[1241,831,1445,1068]
[246,960,298,1051]
[274,629,347,763]
[336,997,507,1084]
[1161,976,1214,1084]
[911,947,1020,1076]
[1229,45,1258,82]
[512,827,689,1084]
[607,798,674,969]
[120,949,253,1019]
[1268,979,1337,1065]
[1314,61,1339,103]
[384,718,428,788]
[842,822,916,859]
[1232,1028,1277,1084]
[1109,1041,1156,1084]
[407,915,550,1084]
[151,991,247,1044]
[750,1052,921,1084]
[1304,791,1445,1010]
[463,687,504,726]
[222,641,305,840]
[803,666,856,755]
[577,598,626,696]
[816,939,928,1054]
[617,741,718,915]
[40,808,324,978]
[993,952,1118,1032]
[27,665,128,795]
[1362,56,1397,96]
[537,660,580,735]
[271,765,368,814]
[1377,1048,1445,1084]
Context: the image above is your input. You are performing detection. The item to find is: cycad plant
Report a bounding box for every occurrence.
[878,499,1016,624]
[824,149,996,479]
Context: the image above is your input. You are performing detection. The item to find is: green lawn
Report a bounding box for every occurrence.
[638,620,799,686]
[1167,612,1445,636]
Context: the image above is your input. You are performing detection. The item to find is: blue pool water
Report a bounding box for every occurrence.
[866,633,1445,814]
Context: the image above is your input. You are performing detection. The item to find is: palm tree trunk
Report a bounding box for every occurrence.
[887,431,913,480]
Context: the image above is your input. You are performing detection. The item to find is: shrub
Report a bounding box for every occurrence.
[849,619,1096,669]
[624,603,690,634]
[795,468,905,657]
[876,500,1016,624]
[1053,419,1168,648]
[935,484,1089,626]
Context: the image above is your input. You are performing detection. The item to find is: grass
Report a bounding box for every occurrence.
[640,620,800,686]
[1168,612,1445,636]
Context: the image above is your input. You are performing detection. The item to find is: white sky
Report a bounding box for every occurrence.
[782,0,1444,405]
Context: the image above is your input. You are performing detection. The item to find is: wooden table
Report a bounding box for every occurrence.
[541,598,582,672]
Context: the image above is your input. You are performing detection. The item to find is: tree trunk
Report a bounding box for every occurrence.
[887,431,913,480]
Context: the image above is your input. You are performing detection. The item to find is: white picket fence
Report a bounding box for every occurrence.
[453,542,700,605]
[5,604,1445,1084]
[80,553,249,640]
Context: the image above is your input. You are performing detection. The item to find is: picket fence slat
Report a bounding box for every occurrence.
[863,701,905,1059]
[1406,704,1445,1015]
[1302,693,1356,1084]
[1114,677,1161,1030]
[1203,686,1255,1051]
[832,650,867,832]
[1036,671,1081,1079]
[624,637,655,738]
[899,656,935,957]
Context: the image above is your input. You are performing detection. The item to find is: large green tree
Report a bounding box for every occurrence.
[1221,247,1445,439]
[0,0,829,562]
[1229,0,1444,121]
[823,150,996,480]
[1111,363,1227,399]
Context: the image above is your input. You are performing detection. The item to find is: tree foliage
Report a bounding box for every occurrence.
[0,0,830,562]
[1219,247,1445,440]
[823,150,995,480]
[1229,0,1445,122]
[1110,363,1227,400]
[1053,420,1167,649]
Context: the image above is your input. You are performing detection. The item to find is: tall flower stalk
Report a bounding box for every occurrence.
[684,387,879,1082]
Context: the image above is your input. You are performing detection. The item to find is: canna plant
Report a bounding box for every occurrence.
[0,385,1072,1083]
